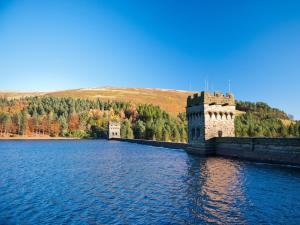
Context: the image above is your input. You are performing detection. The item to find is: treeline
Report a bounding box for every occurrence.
[0,97,299,140]
[235,101,300,137]
[0,96,187,142]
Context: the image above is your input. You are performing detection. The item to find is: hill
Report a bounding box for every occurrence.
[235,101,299,137]
[0,87,193,117]
[0,87,299,139]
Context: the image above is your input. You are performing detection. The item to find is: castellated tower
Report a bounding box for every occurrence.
[186,91,235,144]
[108,121,121,139]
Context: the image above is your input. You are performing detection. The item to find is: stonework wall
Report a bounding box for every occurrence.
[187,91,235,107]
[186,105,205,144]
[114,138,188,150]
[186,91,235,144]
[214,137,300,165]
[204,104,235,140]
[108,122,120,139]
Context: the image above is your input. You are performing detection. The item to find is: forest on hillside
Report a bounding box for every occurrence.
[235,101,300,137]
[0,97,187,142]
[0,96,299,141]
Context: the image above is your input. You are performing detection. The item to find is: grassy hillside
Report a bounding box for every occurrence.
[0,87,193,117]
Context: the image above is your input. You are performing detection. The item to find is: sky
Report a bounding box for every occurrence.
[0,0,299,118]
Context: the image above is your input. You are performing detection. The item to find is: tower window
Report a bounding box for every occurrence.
[218,130,223,137]
[220,112,223,119]
[196,128,201,138]
[214,112,218,119]
[192,128,195,139]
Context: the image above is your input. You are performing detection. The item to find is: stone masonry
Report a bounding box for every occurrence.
[108,121,121,139]
[186,91,235,144]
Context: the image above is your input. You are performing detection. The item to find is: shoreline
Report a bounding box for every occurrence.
[0,136,81,140]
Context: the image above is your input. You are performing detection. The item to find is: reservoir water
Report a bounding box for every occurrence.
[0,140,300,225]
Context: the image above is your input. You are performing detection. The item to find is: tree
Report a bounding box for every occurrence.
[177,112,186,123]
[68,113,80,132]
[153,120,163,140]
[121,119,133,139]
[279,124,288,137]
[20,109,28,135]
[32,108,39,135]
[133,120,145,139]
[162,127,171,142]
[145,121,154,140]
[2,113,11,135]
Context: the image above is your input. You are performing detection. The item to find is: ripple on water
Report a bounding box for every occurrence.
[0,140,300,225]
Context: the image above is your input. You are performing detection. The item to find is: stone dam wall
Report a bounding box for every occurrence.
[114,138,188,150]
[113,138,300,166]
[214,137,300,165]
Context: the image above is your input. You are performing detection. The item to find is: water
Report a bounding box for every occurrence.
[0,140,300,225]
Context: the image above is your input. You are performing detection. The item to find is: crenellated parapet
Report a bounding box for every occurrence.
[186,91,236,143]
[187,91,235,107]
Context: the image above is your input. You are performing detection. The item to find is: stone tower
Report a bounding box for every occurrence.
[108,121,121,139]
[186,91,235,144]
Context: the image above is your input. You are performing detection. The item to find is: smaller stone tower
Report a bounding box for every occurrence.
[108,121,121,139]
[186,91,235,144]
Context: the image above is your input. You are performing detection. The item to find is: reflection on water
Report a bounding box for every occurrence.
[0,140,300,225]
[186,157,246,224]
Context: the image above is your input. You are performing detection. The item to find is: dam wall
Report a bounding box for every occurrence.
[113,137,300,166]
[114,138,188,150]
[214,137,300,165]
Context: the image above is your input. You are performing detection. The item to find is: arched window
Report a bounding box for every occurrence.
[218,130,223,137]
[208,112,212,119]
[225,112,228,120]
[214,112,218,119]
[219,112,223,119]
[196,128,201,138]
[192,128,196,139]
[230,112,234,119]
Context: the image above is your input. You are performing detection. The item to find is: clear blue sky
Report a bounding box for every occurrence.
[0,0,299,118]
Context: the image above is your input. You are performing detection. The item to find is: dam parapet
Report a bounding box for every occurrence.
[113,138,300,166]
[214,137,300,165]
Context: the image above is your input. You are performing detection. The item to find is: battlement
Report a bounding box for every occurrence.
[187,91,235,107]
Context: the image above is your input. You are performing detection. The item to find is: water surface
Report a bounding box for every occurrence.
[0,140,300,224]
